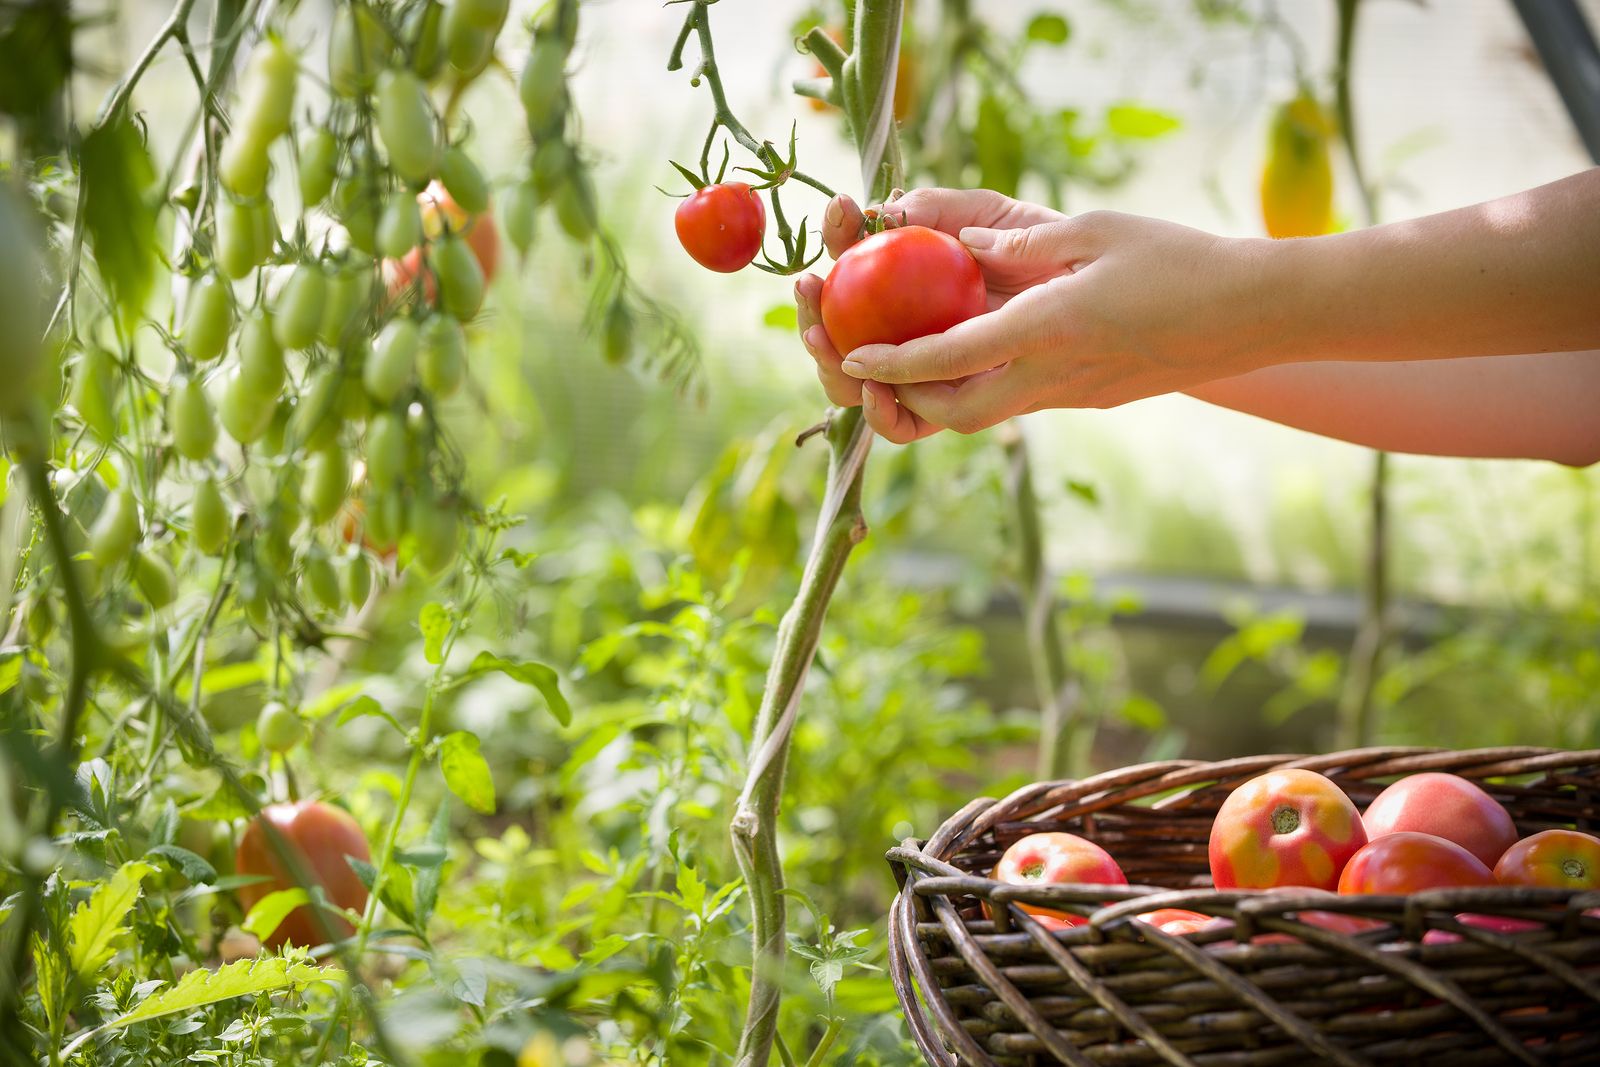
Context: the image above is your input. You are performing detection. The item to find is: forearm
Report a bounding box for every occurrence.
[1188,351,1600,466]
[1237,169,1600,369]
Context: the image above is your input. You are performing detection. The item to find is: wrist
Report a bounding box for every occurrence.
[1211,235,1292,377]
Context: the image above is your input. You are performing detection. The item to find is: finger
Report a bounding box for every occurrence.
[802,324,862,408]
[894,365,1028,436]
[822,195,867,259]
[884,187,1065,235]
[794,274,823,334]
[840,306,1022,385]
[861,380,941,443]
[958,220,1098,292]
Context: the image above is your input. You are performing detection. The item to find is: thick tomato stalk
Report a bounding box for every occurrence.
[674,182,766,273]
[1361,772,1518,870]
[235,800,371,950]
[819,225,988,356]
[989,831,1126,926]
[1209,769,1367,891]
[385,180,500,305]
[1337,831,1496,895]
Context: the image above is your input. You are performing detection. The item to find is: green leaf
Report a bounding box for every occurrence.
[411,801,450,929]
[80,116,158,329]
[419,602,450,665]
[299,680,368,722]
[1106,103,1181,139]
[975,94,1024,198]
[108,957,340,1029]
[0,654,20,696]
[334,694,403,735]
[762,304,798,330]
[439,731,496,813]
[68,860,155,978]
[1026,13,1070,45]
[349,857,415,927]
[146,845,217,885]
[1118,694,1167,732]
[241,888,309,943]
[464,652,571,726]
[1065,479,1100,507]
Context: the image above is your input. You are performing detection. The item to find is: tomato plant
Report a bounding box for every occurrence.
[1209,769,1367,891]
[1361,772,1518,869]
[819,224,989,355]
[674,182,767,273]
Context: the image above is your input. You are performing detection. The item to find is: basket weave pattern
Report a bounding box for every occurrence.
[886,747,1600,1066]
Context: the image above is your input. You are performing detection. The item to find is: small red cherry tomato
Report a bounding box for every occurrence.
[674,182,766,273]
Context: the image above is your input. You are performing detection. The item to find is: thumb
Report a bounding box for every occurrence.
[958,221,1088,290]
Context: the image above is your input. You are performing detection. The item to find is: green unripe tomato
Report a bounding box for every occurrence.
[364,411,407,487]
[338,372,372,422]
[89,486,141,567]
[602,300,633,366]
[302,445,350,526]
[419,314,466,396]
[433,234,485,320]
[238,312,286,398]
[290,365,344,452]
[554,170,597,242]
[273,263,327,350]
[183,274,233,362]
[445,7,496,79]
[408,1,446,79]
[344,549,373,605]
[529,138,571,200]
[378,196,423,259]
[409,495,458,574]
[299,128,340,206]
[71,349,120,440]
[241,575,272,630]
[302,547,343,612]
[366,486,405,547]
[260,398,294,456]
[334,175,381,254]
[502,180,538,256]
[366,318,419,402]
[237,37,298,144]
[218,129,271,198]
[329,5,389,98]
[169,375,219,461]
[256,700,307,753]
[439,147,489,216]
[376,69,439,185]
[519,37,566,136]
[192,477,230,555]
[251,197,279,261]
[318,261,360,347]
[455,0,509,31]
[218,368,276,445]
[215,196,264,280]
[133,550,177,608]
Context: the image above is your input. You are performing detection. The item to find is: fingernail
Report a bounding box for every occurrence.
[959,227,996,251]
[793,279,804,301]
[826,197,845,228]
[862,386,878,410]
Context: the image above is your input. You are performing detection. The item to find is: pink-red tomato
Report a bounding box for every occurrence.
[819,225,988,356]
[1338,831,1496,895]
[384,180,499,303]
[674,182,766,273]
[1493,829,1600,890]
[235,800,371,950]
[990,831,1126,925]
[1209,769,1368,892]
[1362,773,1518,870]
[1136,908,1212,935]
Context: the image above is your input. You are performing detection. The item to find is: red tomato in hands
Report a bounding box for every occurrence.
[1361,773,1517,870]
[1493,829,1600,890]
[674,182,765,272]
[1337,831,1496,895]
[819,225,988,356]
[991,831,1127,925]
[1209,769,1368,891]
[235,800,371,950]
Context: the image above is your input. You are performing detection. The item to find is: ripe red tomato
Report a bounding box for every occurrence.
[1209,769,1367,892]
[1362,773,1518,870]
[1493,829,1600,890]
[674,182,765,273]
[990,831,1126,925]
[1337,831,1496,895]
[819,225,988,356]
[235,800,371,950]
[384,181,499,303]
[1136,908,1211,935]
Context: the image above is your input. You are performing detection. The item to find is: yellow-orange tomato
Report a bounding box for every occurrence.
[1259,90,1335,239]
[990,831,1126,926]
[1493,829,1600,890]
[1337,831,1495,895]
[1362,772,1518,870]
[1208,769,1367,891]
[384,180,499,304]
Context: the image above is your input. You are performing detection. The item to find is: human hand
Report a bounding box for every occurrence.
[795,187,1269,442]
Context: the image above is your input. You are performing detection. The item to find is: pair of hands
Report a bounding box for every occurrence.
[793,188,1265,442]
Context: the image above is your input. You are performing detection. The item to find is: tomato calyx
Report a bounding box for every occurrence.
[1270,805,1301,835]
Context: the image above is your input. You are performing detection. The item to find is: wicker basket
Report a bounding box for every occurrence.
[886,747,1600,1067]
